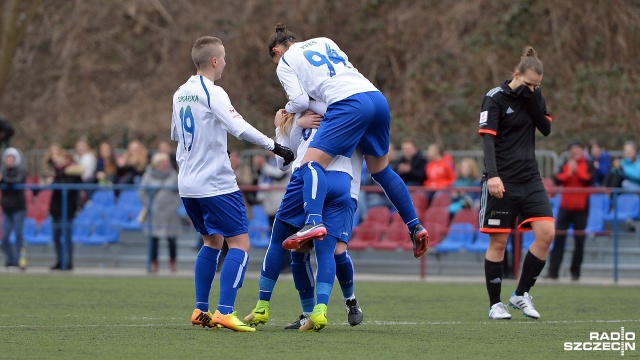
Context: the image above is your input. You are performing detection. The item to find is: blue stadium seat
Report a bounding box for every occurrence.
[72,218,92,244]
[22,217,43,245]
[116,190,142,209]
[87,219,119,244]
[604,194,640,223]
[32,217,53,245]
[434,223,475,253]
[90,189,116,207]
[464,231,490,253]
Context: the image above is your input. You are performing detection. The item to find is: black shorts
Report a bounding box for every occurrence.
[479,176,554,233]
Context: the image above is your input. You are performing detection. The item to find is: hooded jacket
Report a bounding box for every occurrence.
[0,147,27,213]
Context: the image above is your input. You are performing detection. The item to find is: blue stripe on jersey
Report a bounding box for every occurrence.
[281,56,290,67]
[199,75,211,108]
[486,86,502,97]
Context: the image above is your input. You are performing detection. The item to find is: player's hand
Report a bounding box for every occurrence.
[514,84,534,99]
[296,111,322,129]
[487,176,505,199]
[272,142,294,166]
[274,109,286,127]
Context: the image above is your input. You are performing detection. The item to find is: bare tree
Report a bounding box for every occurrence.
[0,0,43,100]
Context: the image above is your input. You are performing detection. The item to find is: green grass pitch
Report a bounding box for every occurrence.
[0,274,638,359]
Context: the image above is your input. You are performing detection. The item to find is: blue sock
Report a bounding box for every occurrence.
[291,251,315,313]
[335,250,355,299]
[315,235,337,305]
[194,246,220,312]
[299,161,327,225]
[258,219,296,301]
[217,248,248,315]
[371,165,420,231]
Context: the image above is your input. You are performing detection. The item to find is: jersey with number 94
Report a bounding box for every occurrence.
[277,37,378,114]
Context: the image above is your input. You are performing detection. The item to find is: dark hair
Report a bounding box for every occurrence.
[268,22,297,58]
[515,46,543,75]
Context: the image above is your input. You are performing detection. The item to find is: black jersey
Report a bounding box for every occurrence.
[478,81,552,183]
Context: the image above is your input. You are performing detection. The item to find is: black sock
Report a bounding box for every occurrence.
[516,251,546,296]
[484,259,503,307]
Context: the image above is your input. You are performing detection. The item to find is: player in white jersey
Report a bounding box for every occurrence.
[174,36,293,332]
[266,23,429,264]
[244,106,364,331]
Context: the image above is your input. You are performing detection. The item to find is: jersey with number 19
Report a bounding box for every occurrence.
[171,75,270,198]
[277,37,378,114]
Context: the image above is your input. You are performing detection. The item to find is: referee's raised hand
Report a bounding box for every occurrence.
[487,176,505,199]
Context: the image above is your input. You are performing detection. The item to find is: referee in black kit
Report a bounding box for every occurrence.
[478,46,555,320]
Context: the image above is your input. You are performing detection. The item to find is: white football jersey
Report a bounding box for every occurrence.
[171,75,272,197]
[277,37,378,114]
[349,147,363,201]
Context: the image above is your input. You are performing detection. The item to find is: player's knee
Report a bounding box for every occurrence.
[335,241,348,255]
[535,224,555,244]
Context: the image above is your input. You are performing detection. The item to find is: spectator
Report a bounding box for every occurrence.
[424,144,455,202]
[42,143,65,179]
[448,157,481,218]
[547,140,595,280]
[244,154,267,206]
[47,150,84,271]
[392,138,426,186]
[94,141,118,185]
[156,140,178,171]
[116,140,148,185]
[0,147,27,271]
[73,137,97,183]
[586,140,610,186]
[138,152,181,273]
[610,140,640,191]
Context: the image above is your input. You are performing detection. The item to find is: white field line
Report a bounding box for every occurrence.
[1,319,639,329]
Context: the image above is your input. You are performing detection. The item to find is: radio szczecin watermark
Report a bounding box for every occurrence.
[564,327,636,356]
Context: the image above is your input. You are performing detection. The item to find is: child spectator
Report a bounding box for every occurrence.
[448,157,481,217]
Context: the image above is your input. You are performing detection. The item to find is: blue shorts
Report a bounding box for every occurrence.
[276,170,352,238]
[181,190,248,237]
[310,91,390,158]
[339,198,358,243]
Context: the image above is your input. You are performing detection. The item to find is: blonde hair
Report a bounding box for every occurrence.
[278,111,296,137]
[456,157,479,179]
[151,152,170,167]
[124,140,148,173]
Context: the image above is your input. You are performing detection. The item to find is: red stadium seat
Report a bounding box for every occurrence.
[410,191,429,214]
[429,192,451,208]
[363,206,391,227]
[348,222,382,250]
[373,222,408,250]
[450,208,479,227]
[420,206,450,228]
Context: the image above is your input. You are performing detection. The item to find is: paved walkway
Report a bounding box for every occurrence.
[7,266,640,287]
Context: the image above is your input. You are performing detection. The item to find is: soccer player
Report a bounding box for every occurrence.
[478,46,555,320]
[244,107,362,331]
[266,23,429,259]
[172,36,294,332]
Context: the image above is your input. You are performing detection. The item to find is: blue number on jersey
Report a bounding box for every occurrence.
[303,43,350,77]
[180,106,195,151]
[302,128,312,141]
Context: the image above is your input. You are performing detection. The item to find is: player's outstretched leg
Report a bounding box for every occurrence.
[370,165,428,257]
[245,219,295,326]
[286,250,315,330]
[191,245,220,328]
[335,249,362,326]
[212,247,255,332]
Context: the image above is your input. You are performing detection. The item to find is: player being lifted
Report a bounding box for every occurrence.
[478,46,554,320]
[172,36,293,332]
[244,106,364,331]
[266,23,429,259]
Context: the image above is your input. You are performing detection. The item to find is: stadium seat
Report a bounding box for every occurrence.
[348,223,382,250]
[410,191,429,214]
[87,219,119,244]
[389,212,403,227]
[585,208,605,235]
[363,206,391,227]
[422,222,445,248]
[420,206,450,228]
[248,205,271,248]
[116,190,143,209]
[115,206,143,231]
[21,217,41,245]
[604,194,640,223]
[71,218,92,244]
[450,208,479,227]
[373,222,407,250]
[429,192,451,208]
[520,231,534,250]
[464,232,490,253]
[90,189,116,207]
[589,193,610,214]
[434,223,475,253]
[31,217,53,245]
